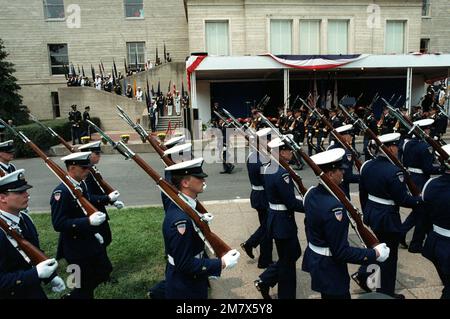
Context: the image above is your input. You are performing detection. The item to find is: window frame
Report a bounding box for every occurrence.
[126,42,146,71]
[269,19,293,55]
[422,0,431,17]
[48,43,69,76]
[204,20,231,56]
[299,19,321,55]
[327,19,349,55]
[43,0,65,20]
[124,0,144,19]
[384,20,407,54]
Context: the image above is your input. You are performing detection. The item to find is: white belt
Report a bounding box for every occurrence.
[368,194,395,206]
[269,203,287,211]
[433,225,450,238]
[407,167,424,174]
[308,243,332,257]
[251,185,264,191]
[167,252,204,266]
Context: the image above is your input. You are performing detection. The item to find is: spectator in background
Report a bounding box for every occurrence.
[126,84,133,98]
[136,87,143,102]
[95,75,102,90]
[83,106,91,138]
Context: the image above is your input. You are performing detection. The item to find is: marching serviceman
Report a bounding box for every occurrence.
[51,152,112,299]
[77,141,124,248]
[401,119,443,253]
[163,157,240,299]
[302,148,390,299]
[0,140,16,174]
[358,133,423,298]
[421,144,450,299]
[0,169,65,298]
[241,128,273,269]
[255,135,304,299]
[327,124,360,199]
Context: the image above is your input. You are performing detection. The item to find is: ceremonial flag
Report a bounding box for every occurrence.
[100,60,105,74]
[333,79,338,108]
[157,80,161,95]
[98,64,103,78]
[151,84,155,96]
[124,57,128,75]
[113,58,118,78]
[81,65,85,77]
[156,47,159,65]
[133,79,137,97]
[91,64,95,82]
[164,42,167,63]
[77,65,81,75]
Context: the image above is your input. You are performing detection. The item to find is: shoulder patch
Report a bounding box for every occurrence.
[282,173,290,184]
[346,154,352,162]
[332,207,344,222]
[174,220,187,235]
[53,190,62,201]
[396,171,404,183]
[428,146,433,154]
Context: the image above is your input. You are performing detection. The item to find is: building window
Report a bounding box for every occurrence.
[124,0,144,18]
[299,20,320,55]
[422,0,431,17]
[270,20,292,54]
[48,44,68,75]
[385,20,406,54]
[420,38,430,53]
[327,20,348,54]
[51,92,60,118]
[205,21,229,56]
[127,42,145,71]
[43,0,65,19]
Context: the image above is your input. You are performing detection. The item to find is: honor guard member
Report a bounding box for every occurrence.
[51,152,112,299]
[241,128,273,269]
[163,158,240,299]
[0,140,16,174]
[401,119,444,253]
[161,140,192,211]
[68,105,82,145]
[255,135,304,299]
[358,133,423,298]
[0,170,65,298]
[148,141,192,299]
[78,141,124,247]
[302,149,390,299]
[421,144,450,299]
[363,107,379,161]
[327,124,360,199]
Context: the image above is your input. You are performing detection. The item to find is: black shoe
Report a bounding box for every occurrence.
[399,237,408,249]
[391,293,405,299]
[240,242,255,259]
[254,279,271,299]
[228,165,235,173]
[257,262,273,269]
[351,272,371,293]
[408,245,422,254]
[220,171,227,174]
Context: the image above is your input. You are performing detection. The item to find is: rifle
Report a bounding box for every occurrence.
[254,95,269,111]
[392,95,402,108]
[29,114,116,195]
[0,217,48,265]
[117,105,212,217]
[338,104,422,196]
[258,113,379,248]
[0,119,100,217]
[299,98,362,172]
[383,99,449,164]
[221,109,308,195]
[87,120,232,257]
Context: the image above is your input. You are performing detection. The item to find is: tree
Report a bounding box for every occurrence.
[0,38,29,125]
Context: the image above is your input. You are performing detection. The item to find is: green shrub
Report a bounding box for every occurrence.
[4,117,101,158]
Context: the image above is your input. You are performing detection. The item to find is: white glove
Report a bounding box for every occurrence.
[50,276,66,292]
[113,200,124,209]
[221,249,240,270]
[308,133,312,138]
[36,259,58,279]
[374,243,390,262]
[108,190,120,202]
[89,212,106,226]
[94,233,104,244]
[202,213,214,223]
[433,136,439,141]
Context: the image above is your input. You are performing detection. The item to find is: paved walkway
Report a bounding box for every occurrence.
[204,197,444,299]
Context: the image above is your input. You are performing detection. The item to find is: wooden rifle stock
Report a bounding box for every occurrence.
[294,147,379,248]
[0,218,48,265]
[300,99,362,172]
[0,169,4,177]
[127,153,231,257]
[341,105,421,196]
